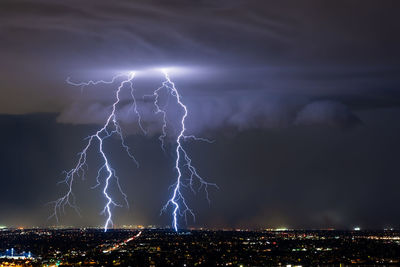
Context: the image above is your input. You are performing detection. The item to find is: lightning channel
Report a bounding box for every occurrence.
[152,70,217,231]
[50,72,141,232]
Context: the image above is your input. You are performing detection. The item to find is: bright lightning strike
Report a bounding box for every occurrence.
[50,72,141,232]
[152,70,217,231]
[50,68,215,232]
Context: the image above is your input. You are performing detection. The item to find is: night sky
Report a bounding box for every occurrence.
[0,0,400,229]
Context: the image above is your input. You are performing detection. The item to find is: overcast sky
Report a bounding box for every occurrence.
[0,0,399,229]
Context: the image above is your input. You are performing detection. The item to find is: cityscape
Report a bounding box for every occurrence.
[1,227,399,266]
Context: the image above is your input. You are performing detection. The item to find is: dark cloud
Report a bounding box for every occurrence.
[56,90,362,135]
[1,0,399,127]
[0,0,399,229]
[295,100,361,128]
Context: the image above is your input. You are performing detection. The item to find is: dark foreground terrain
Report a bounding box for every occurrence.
[0,228,399,266]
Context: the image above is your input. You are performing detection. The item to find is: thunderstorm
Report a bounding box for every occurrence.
[50,70,216,231]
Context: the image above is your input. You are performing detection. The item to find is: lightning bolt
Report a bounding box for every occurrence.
[50,69,215,232]
[50,72,141,232]
[152,70,217,231]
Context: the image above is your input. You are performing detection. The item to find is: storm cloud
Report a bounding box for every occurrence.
[295,100,361,128]
[1,0,399,133]
[0,0,400,229]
